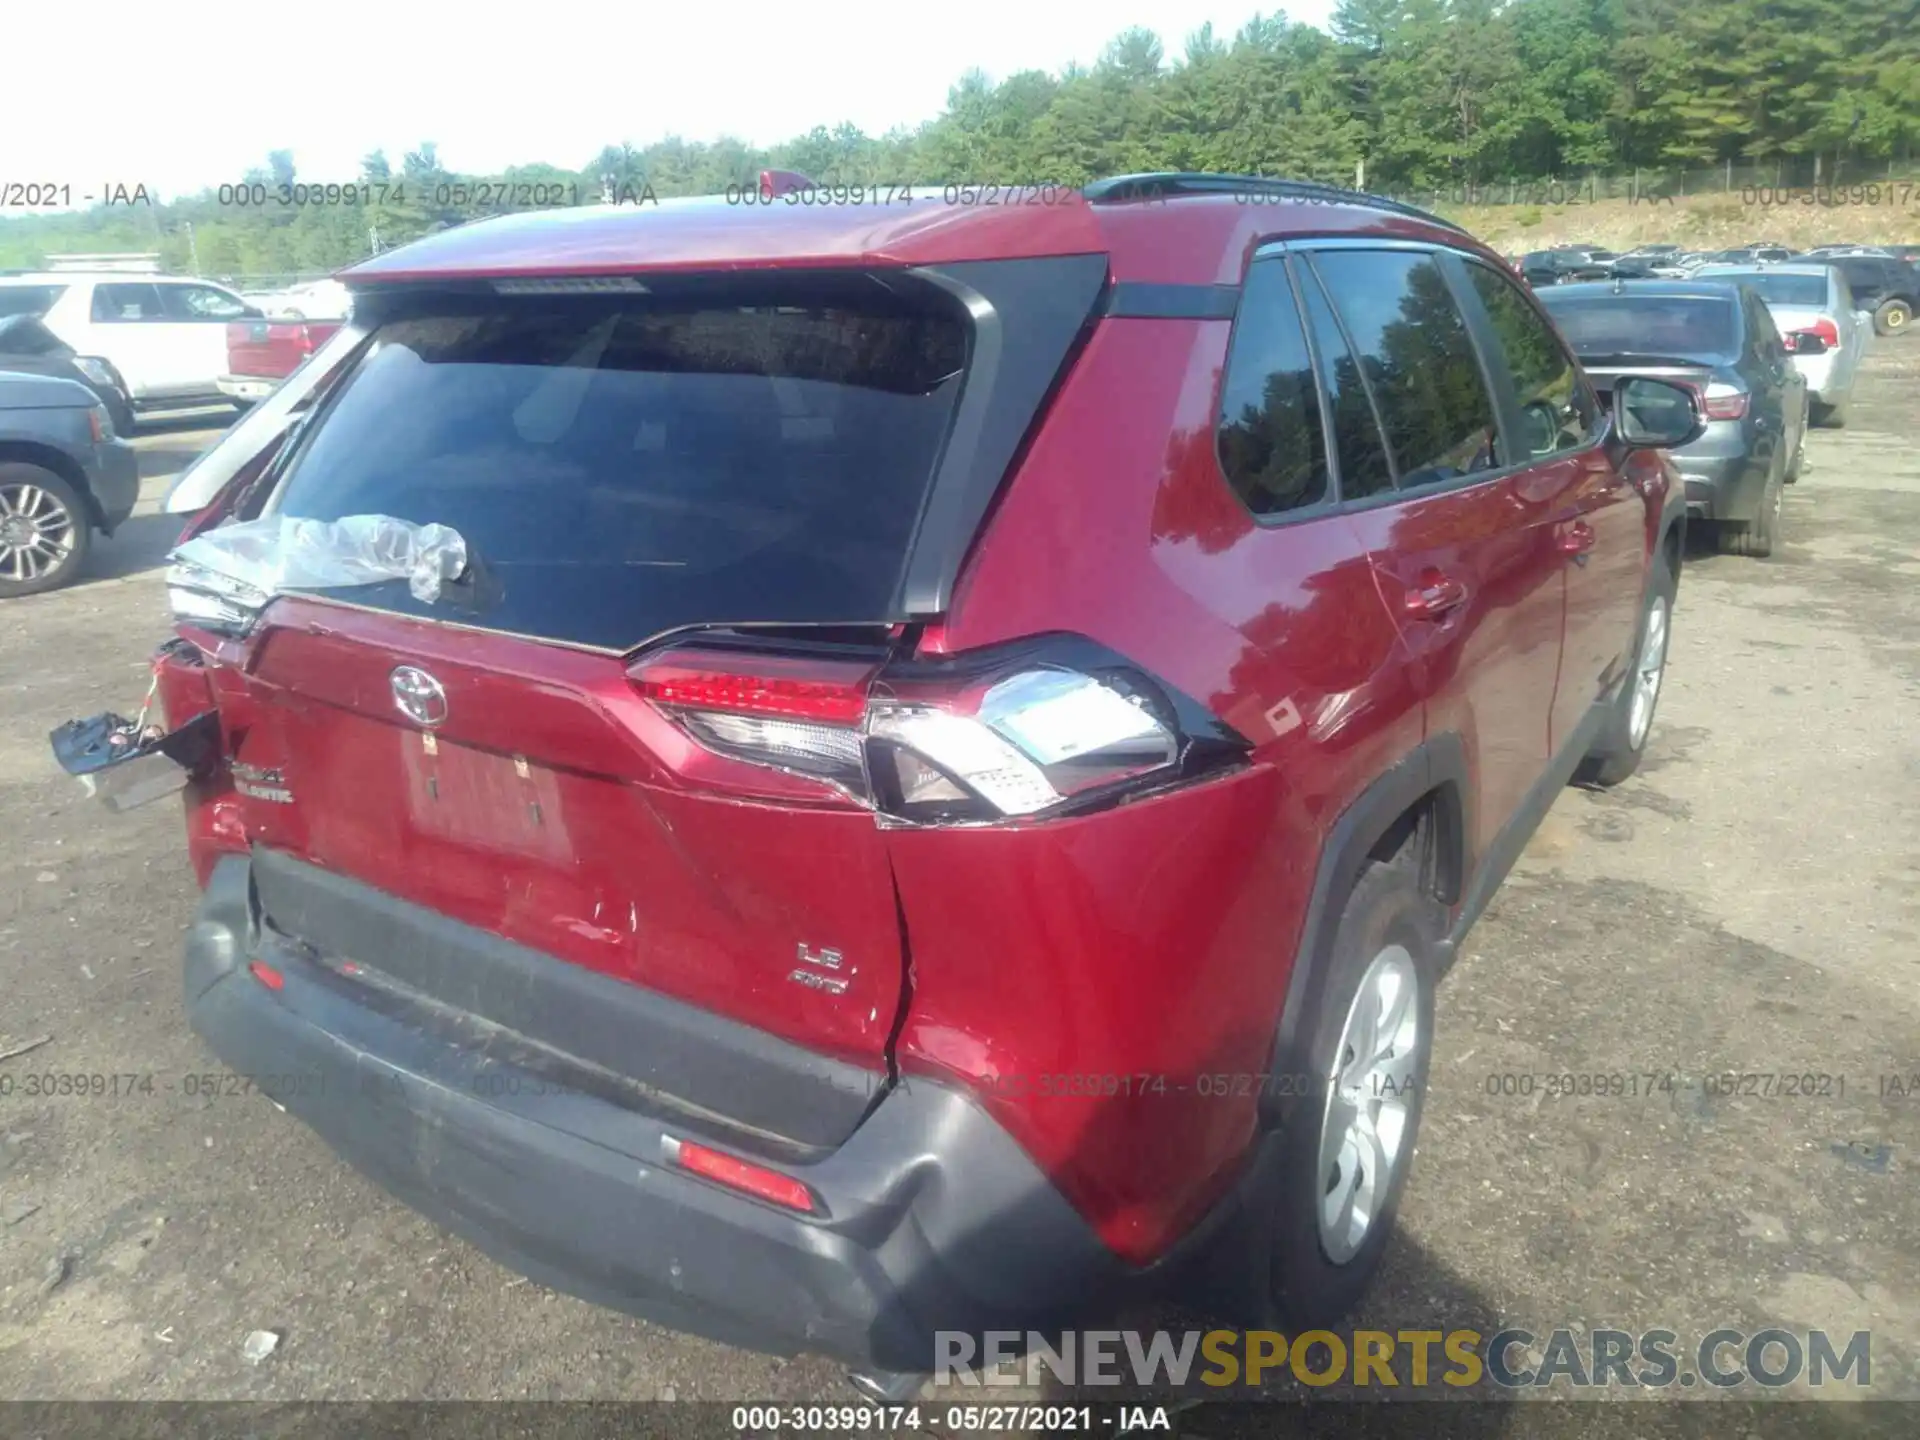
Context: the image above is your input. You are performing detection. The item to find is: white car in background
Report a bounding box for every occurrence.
[1694,263,1870,425]
[0,273,265,416]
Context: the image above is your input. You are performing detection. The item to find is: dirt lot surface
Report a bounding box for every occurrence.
[0,347,1915,1436]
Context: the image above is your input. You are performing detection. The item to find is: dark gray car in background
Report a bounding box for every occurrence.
[0,371,140,596]
[1538,280,1811,558]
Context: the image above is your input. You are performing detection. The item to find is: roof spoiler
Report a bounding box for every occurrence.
[1083,172,1468,237]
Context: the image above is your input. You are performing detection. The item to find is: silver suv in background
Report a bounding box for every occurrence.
[1693,264,1867,425]
[0,372,139,596]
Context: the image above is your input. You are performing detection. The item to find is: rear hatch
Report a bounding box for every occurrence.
[184,271,1010,1141]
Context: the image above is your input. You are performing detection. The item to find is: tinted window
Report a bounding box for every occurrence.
[1215,260,1329,516]
[1742,292,1786,362]
[163,284,251,319]
[1838,260,1894,295]
[0,316,68,356]
[271,283,968,651]
[1465,261,1597,458]
[1309,250,1500,489]
[1538,294,1739,359]
[1712,272,1827,307]
[0,285,66,319]
[92,283,167,321]
[1297,264,1395,499]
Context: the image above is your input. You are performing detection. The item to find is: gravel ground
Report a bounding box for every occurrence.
[0,347,1915,1436]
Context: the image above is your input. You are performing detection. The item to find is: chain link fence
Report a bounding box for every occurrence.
[1374,159,1920,211]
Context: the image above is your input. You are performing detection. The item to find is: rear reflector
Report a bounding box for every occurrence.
[248,960,285,991]
[667,1137,815,1212]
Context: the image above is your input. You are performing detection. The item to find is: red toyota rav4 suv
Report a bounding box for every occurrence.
[81,173,1700,1380]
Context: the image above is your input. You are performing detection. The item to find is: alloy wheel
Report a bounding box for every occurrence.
[0,481,78,585]
[1316,944,1423,1265]
[1628,594,1670,750]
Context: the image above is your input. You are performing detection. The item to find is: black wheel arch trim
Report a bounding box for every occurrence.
[1265,733,1471,1104]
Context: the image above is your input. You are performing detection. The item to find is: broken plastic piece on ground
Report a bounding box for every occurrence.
[242,1329,281,1363]
[49,710,220,812]
[169,513,470,607]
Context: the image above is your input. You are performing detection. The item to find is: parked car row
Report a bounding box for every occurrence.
[1509,244,1917,337]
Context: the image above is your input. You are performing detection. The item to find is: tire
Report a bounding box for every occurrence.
[1784,423,1805,484]
[1268,855,1441,1329]
[1810,397,1846,429]
[0,464,92,597]
[1715,462,1781,560]
[1873,297,1911,337]
[1577,549,1676,787]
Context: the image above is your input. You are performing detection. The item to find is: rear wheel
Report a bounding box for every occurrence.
[1873,297,1911,337]
[0,464,91,597]
[1715,464,1781,559]
[1268,855,1440,1328]
[1578,549,1676,787]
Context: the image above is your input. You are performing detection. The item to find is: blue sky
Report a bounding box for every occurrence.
[3,1,1335,204]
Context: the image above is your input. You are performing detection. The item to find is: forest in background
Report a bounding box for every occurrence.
[2,0,1915,278]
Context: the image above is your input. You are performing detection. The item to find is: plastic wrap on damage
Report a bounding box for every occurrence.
[168,514,470,604]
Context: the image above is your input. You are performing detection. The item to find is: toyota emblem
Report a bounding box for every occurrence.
[390,666,449,727]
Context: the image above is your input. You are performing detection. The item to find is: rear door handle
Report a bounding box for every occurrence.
[1403,573,1469,620]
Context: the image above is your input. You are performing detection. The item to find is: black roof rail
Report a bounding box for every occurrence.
[1082,172,1469,236]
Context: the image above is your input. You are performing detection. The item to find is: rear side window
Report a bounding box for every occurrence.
[1308,250,1500,489]
[0,285,66,319]
[270,281,969,651]
[1742,292,1787,362]
[1296,264,1395,500]
[1215,260,1329,517]
[92,283,167,321]
[1464,261,1597,458]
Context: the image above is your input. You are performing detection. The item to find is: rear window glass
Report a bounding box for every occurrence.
[269,284,968,651]
[0,285,66,320]
[1714,273,1827,307]
[1539,295,1738,358]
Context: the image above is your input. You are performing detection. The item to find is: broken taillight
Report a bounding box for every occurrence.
[629,635,1248,825]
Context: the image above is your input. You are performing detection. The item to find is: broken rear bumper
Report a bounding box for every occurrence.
[182,853,1127,1370]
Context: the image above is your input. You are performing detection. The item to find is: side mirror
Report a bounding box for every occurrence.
[1612,376,1706,449]
[1788,332,1829,356]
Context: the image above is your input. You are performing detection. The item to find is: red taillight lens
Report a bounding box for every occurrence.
[248,960,285,991]
[632,649,876,724]
[1799,318,1841,348]
[668,1137,814,1212]
[1701,384,1749,421]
